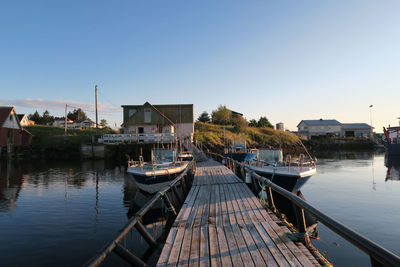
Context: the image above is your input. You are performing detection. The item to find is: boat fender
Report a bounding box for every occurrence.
[245,172,252,184]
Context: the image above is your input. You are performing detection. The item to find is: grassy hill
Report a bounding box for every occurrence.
[194,122,303,154]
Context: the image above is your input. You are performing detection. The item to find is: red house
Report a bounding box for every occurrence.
[0,106,33,152]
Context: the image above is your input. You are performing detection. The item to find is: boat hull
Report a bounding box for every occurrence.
[253,171,311,192]
[385,143,400,156]
[248,165,315,192]
[128,162,188,194]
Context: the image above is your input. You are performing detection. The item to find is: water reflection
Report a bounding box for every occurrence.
[0,160,27,212]
[385,154,400,181]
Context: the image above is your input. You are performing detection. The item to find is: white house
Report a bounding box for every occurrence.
[297,119,342,139]
[17,114,34,126]
[53,118,74,128]
[341,123,373,139]
[297,119,372,139]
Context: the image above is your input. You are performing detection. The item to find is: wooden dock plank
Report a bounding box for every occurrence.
[219,183,244,267]
[157,160,320,267]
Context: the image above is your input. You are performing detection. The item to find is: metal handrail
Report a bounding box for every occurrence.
[205,150,400,267]
[85,160,195,267]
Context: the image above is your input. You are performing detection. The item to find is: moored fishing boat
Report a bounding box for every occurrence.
[127,149,189,194]
[177,151,193,161]
[223,139,257,163]
[383,125,400,156]
[247,149,317,192]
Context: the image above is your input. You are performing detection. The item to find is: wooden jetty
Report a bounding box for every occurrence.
[157,160,320,266]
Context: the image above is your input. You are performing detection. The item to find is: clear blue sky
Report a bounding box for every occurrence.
[1,0,399,131]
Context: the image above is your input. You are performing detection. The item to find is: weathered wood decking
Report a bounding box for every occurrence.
[157,160,320,267]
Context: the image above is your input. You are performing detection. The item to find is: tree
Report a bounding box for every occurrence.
[232,115,248,133]
[100,119,108,127]
[248,119,258,127]
[257,116,273,128]
[211,105,232,125]
[197,111,211,123]
[68,108,88,121]
[41,110,54,125]
[28,111,41,123]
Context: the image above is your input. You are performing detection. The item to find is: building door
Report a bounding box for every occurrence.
[138,127,144,134]
[345,131,355,138]
[7,129,13,145]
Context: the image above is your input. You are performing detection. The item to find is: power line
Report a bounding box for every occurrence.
[98,89,122,110]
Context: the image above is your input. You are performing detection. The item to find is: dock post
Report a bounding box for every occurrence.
[113,242,148,267]
[161,193,177,216]
[295,207,311,246]
[134,220,158,248]
[171,184,182,204]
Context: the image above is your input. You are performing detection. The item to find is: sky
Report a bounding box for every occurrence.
[1,0,400,131]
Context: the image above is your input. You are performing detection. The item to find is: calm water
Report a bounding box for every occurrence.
[1,153,399,266]
[0,159,166,267]
[302,152,400,266]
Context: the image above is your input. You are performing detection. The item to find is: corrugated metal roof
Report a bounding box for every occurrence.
[342,123,372,129]
[299,119,341,126]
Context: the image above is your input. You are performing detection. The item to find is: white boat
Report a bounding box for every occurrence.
[247,150,317,192]
[177,151,193,161]
[127,149,189,194]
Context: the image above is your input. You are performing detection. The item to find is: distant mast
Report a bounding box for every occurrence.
[95,85,98,131]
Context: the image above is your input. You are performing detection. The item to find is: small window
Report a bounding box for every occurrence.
[10,115,12,121]
[144,108,151,123]
[129,109,137,117]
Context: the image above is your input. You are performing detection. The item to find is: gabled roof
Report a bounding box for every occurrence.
[342,123,372,129]
[54,117,73,122]
[17,114,27,121]
[0,106,16,126]
[75,119,95,123]
[144,101,177,127]
[297,119,341,127]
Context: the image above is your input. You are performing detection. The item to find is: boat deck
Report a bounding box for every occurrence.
[156,160,320,266]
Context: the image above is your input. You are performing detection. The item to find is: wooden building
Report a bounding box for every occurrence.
[121,102,194,140]
[17,114,35,126]
[0,107,33,152]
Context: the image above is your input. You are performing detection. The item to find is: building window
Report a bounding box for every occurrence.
[129,109,137,117]
[144,108,151,123]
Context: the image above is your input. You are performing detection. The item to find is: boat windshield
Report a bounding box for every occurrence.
[258,149,283,162]
[151,149,176,163]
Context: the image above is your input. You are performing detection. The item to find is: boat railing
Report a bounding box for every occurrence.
[85,160,196,267]
[285,155,292,170]
[101,133,177,144]
[203,150,400,267]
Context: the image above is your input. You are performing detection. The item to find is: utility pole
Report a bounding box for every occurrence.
[95,85,98,132]
[369,104,373,140]
[65,104,67,135]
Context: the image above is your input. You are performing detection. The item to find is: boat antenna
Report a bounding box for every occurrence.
[297,137,316,162]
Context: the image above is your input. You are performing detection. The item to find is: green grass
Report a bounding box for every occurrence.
[25,125,116,151]
[194,122,302,154]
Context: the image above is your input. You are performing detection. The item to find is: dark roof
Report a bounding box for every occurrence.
[297,119,341,127]
[342,123,371,129]
[230,110,243,116]
[0,106,14,126]
[17,114,26,121]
